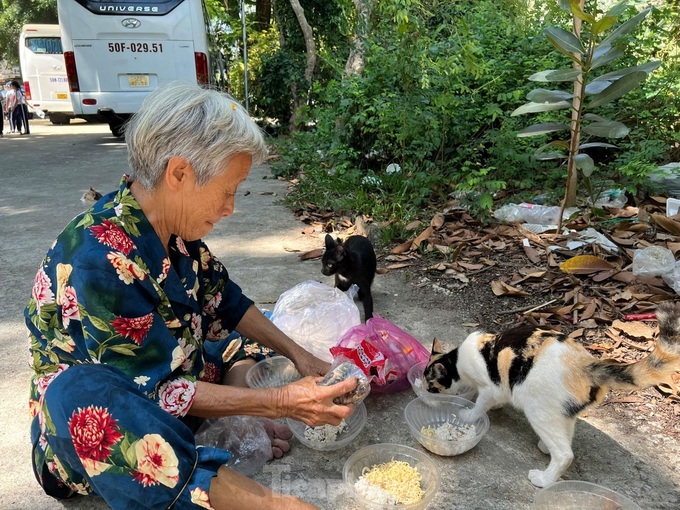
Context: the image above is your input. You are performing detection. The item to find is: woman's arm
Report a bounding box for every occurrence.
[235,305,331,377]
[190,376,357,427]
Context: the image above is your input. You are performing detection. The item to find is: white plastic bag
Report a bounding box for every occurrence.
[271,280,360,363]
[195,416,271,476]
[632,246,676,277]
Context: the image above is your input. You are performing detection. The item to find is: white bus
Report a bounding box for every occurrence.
[57,0,215,136]
[19,24,74,125]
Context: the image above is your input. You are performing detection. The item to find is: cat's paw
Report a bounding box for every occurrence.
[537,440,550,455]
[528,469,557,488]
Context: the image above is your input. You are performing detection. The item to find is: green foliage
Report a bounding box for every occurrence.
[0,0,58,65]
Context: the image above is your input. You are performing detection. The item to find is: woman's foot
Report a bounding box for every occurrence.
[258,418,292,459]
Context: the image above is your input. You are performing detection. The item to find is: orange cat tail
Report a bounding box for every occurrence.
[594,301,680,390]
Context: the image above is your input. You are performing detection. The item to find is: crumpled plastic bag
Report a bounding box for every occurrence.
[195,416,271,476]
[318,358,371,405]
[271,280,361,363]
[632,246,676,276]
[330,315,429,393]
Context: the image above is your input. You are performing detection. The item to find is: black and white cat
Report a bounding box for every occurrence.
[424,302,680,487]
[321,234,377,320]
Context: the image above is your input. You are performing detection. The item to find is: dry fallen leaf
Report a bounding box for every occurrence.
[611,319,655,340]
[391,240,413,254]
[298,248,323,260]
[651,213,680,235]
[405,220,422,231]
[559,255,614,274]
[412,227,434,250]
[431,213,445,229]
[491,280,529,297]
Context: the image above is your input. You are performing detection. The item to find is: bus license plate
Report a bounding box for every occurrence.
[128,75,149,87]
[57,93,68,99]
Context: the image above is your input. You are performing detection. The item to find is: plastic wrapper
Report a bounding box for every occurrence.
[494,203,579,226]
[194,416,271,476]
[632,246,676,277]
[318,359,371,405]
[271,280,361,363]
[330,315,430,393]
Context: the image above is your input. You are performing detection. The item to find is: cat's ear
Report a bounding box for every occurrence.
[431,337,444,355]
[324,234,336,250]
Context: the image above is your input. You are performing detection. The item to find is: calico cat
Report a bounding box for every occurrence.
[322,234,377,320]
[424,302,680,488]
[80,187,103,206]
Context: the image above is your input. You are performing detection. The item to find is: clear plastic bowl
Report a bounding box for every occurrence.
[404,394,489,456]
[343,443,440,509]
[245,356,302,389]
[286,401,367,451]
[407,361,477,402]
[532,481,643,509]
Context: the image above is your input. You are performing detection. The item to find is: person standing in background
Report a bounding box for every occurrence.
[3,82,16,134]
[11,80,30,135]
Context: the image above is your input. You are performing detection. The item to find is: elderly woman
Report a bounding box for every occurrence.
[25,83,356,509]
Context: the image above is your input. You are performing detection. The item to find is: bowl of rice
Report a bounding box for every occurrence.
[532,481,643,509]
[343,443,440,509]
[407,361,476,402]
[286,401,367,451]
[245,356,302,389]
[404,394,489,456]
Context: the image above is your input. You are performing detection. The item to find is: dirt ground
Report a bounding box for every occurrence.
[382,240,680,444]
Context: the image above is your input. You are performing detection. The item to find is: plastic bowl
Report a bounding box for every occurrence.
[245,356,302,389]
[343,443,440,509]
[532,481,643,509]
[286,401,367,451]
[407,361,477,402]
[404,394,489,456]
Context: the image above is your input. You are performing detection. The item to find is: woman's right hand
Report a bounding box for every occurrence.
[278,376,358,427]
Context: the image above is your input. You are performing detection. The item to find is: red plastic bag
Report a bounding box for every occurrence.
[330,315,429,393]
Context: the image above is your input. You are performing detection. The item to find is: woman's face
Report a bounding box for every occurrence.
[180,153,252,241]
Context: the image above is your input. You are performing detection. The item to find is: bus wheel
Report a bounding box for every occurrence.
[110,124,125,138]
[49,114,71,125]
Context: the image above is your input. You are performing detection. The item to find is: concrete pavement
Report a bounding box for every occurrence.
[0,120,678,509]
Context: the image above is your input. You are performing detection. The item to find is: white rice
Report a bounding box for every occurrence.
[303,420,348,443]
[353,477,399,505]
[421,422,477,441]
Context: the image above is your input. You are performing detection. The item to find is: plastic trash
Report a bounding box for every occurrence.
[667,198,680,217]
[271,280,361,363]
[494,203,579,226]
[195,416,272,476]
[662,262,680,294]
[632,246,676,277]
[577,228,619,254]
[647,163,680,196]
[594,189,627,209]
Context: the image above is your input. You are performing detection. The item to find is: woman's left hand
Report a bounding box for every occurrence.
[292,350,330,377]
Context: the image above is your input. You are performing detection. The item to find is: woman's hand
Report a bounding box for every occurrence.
[291,350,331,378]
[277,376,358,427]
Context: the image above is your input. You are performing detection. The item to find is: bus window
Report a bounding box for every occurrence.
[26,38,63,55]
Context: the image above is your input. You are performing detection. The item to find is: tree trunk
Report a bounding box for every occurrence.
[256,0,271,30]
[560,0,584,222]
[344,0,374,76]
[288,0,316,130]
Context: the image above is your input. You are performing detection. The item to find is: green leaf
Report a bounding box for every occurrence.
[534,144,568,161]
[605,1,629,18]
[121,435,137,468]
[583,113,610,122]
[582,120,630,138]
[587,71,648,108]
[526,89,572,102]
[511,101,572,116]
[88,315,112,333]
[593,16,618,35]
[517,122,570,138]
[569,1,596,24]
[544,27,585,58]
[600,7,652,48]
[574,153,596,176]
[592,61,662,82]
[529,69,582,82]
[75,213,94,229]
[590,45,624,69]
[579,142,618,150]
[107,344,140,356]
[584,81,611,95]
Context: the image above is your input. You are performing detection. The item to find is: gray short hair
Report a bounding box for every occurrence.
[126,82,268,189]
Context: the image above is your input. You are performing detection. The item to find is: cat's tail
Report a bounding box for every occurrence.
[592,301,680,390]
